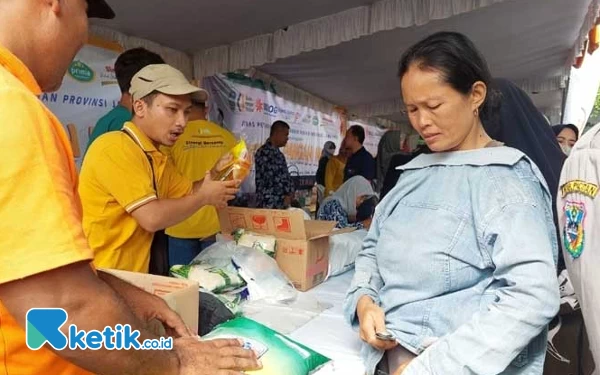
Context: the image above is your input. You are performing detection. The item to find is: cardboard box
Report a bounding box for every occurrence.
[101,269,199,334]
[218,207,352,291]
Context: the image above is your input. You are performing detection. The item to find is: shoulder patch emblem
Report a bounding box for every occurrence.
[563,201,587,259]
[561,180,598,199]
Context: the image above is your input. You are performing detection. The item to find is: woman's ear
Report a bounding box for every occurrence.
[471,81,487,113]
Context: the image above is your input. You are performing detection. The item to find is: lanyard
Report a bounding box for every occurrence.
[121,129,158,197]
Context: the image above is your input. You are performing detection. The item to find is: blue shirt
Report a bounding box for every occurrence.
[344,146,376,182]
[344,146,560,375]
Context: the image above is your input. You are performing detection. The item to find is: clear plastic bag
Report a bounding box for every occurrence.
[213,139,252,182]
[190,240,240,267]
[232,246,298,303]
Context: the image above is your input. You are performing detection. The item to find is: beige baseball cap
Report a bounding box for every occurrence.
[129,64,209,103]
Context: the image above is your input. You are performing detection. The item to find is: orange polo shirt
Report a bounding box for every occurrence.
[0,45,94,374]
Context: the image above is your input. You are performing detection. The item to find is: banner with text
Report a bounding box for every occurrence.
[40,43,121,169]
[204,74,346,192]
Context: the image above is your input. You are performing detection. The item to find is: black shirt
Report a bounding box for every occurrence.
[380,152,418,199]
[380,145,431,199]
[344,146,376,182]
[315,156,329,186]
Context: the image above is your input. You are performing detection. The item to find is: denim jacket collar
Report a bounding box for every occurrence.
[397,146,525,171]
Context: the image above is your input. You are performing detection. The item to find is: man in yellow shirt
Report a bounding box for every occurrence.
[325,140,351,196]
[0,1,258,374]
[80,64,239,274]
[165,101,236,266]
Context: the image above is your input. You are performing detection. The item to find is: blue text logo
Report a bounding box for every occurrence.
[26,308,172,351]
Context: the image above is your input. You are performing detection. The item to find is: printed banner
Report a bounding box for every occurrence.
[40,43,122,169]
[204,74,347,192]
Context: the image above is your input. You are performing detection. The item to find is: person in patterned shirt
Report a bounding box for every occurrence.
[317,176,377,229]
[254,120,295,209]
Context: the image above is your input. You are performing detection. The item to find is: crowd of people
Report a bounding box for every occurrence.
[0,1,599,375]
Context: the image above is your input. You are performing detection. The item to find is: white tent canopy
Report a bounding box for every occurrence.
[93,0,600,125]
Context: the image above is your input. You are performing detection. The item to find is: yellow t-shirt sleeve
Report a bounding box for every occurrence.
[0,89,93,284]
[325,158,336,195]
[85,140,157,213]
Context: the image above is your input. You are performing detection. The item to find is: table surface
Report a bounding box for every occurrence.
[244,271,366,375]
[293,271,366,375]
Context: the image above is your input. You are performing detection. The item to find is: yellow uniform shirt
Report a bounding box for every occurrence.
[325,156,346,196]
[0,44,94,375]
[165,120,236,239]
[79,122,192,273]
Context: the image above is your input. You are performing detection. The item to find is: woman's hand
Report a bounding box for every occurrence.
[356,296,398,351]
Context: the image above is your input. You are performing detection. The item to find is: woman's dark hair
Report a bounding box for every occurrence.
[398,31,500,119]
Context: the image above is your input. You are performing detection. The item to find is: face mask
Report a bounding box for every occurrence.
[561,144,572,156]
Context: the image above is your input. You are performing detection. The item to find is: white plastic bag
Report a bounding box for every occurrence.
[242,292,331,334]
[233,229,277,258]
[232,246,298,303]
[327,229,368,279]
[190,240,240,266]
[170,241,245,293]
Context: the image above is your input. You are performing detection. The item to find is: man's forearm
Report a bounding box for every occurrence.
[97,270,163,336]
[98,269,147,297]
[156,195,206,229]
[61,276,180,375]
[0,262,179,375]
[136,194,205,232]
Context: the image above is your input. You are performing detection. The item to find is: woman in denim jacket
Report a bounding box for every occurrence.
[344,32,560,375]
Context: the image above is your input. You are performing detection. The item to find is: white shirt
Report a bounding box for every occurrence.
[557,123,600,366]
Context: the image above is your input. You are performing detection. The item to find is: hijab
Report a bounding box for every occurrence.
[482,78,567,271]
[482,78,566,200]
[321,141,336,159]
[320,175,375,217]
[552,124,580,139]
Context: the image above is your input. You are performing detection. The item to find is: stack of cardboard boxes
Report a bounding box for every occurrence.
[218,207,352,291]
[102,269,199,333]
